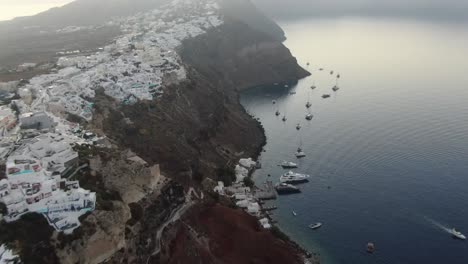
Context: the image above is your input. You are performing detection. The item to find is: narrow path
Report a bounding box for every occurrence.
[146,187,199,264]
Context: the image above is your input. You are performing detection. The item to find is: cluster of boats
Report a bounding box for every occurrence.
[275,160,310,195]
[273,66,342,129]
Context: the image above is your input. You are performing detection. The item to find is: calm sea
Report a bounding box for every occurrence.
[241,17,468,264]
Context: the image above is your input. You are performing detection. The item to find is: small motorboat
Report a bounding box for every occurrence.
[450,229,466,240]
[275,110,280,116]
[280,161,298,169]
[322,94,331,99]
[309,223,322,230]
[296,124,302,130]
[285,84,289,88]
[274,83,279,86]
[310,85,316,90]
[330,70,334,75]
[319,68,324,71]
[290,91,297,95]
[306,62,310,66]
[272,100,277,104]
[367,242,375,253]
[306,102,312,108]
[282,116,287,122]
[332,86,340,92]
[292,211,298,216]
[305,114,313,121]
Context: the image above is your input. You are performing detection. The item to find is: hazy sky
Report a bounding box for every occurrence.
[252,0,468,19]
[1,0,467,21]
[0,0,73,21]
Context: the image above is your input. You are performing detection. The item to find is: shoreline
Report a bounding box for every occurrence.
[236,83,321,264]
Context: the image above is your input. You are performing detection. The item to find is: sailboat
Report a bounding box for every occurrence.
[305,92,312,108]
[333,74,340,92]
[310,81,317,90]
[295,139,306,158]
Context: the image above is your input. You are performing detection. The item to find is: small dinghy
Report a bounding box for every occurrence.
[309,223,322,230]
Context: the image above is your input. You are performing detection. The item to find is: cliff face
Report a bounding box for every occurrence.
[0,1,310,263]
[99,20,308,184]
[90,18,310,264]
[180,21,309,91]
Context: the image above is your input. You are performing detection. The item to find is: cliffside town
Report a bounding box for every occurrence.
[0,0,312,263]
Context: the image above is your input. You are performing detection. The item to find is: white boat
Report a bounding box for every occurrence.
[450,229,466,240]
[280,161,298,169]
[292,211,298,216]
[280,171,310,184]
[306,114,313,121]
[309,223,322,230]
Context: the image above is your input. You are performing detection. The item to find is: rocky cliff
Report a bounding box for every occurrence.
[89,18,310,264]
[0,1,311,263]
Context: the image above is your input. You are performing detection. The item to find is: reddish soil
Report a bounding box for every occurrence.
[164,204,303,264]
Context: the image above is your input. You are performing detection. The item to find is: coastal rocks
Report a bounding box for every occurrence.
[180,21,310,91]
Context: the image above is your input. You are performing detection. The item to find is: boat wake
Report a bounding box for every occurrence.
[424,216,452,234]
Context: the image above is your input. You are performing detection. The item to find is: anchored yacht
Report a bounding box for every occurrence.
[275,183,301,194]
[280,161,298,169]
[280,171,310,184]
